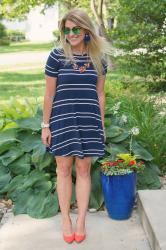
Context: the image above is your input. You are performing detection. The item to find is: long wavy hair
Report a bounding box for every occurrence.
[58,8,111,75]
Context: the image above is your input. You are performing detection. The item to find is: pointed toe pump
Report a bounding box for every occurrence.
[74,233,86,243]
[63,233,75,243]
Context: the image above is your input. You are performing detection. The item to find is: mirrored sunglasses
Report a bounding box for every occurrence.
[63,26,81,35]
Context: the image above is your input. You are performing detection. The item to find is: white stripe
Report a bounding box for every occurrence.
[59,150,84,156]
[53,150,104,156]
[52,51,90,59]
[52,138,81,147]
[51,128,103,137]
[56,88,96,93]
[53,98,98,105]
[53,102,99,109]
[58,73,97,77]
[50,115,101,124]
[51,125,98,133]
[51,140,104,151]
[58,69,96,72]
[46,65,55,69]
[57,84,95,88]
[50,54,59,62]
[51,137,102,148]
[58,58,91,62]
[52,50,63,57]
[52,142,81,151]
[83,149,104,152]
[50,112,101,120]
[45,68,58,74]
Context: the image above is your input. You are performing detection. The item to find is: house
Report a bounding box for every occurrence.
[2,4,59,42]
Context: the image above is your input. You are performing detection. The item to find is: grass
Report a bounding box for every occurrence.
[0,41,54,54]
[0,66,45,103]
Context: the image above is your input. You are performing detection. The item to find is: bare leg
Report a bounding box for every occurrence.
[56,156,74,236]
[75,156,92,235]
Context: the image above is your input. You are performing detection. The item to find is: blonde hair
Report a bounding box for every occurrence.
[58,8,111,75]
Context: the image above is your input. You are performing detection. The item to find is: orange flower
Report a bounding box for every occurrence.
[129,160,136,165]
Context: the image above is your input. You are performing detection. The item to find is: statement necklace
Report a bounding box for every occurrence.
[72,61,90,73]
[71,50,90,73]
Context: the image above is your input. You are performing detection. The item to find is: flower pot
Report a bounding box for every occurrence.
[101,172,137,220]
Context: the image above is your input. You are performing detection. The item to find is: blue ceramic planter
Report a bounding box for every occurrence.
[101,172,137,220]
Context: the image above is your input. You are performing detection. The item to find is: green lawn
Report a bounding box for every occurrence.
[0,41,54,54]
[0,64,45,105]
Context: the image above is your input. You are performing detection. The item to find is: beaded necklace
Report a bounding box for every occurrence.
[71,51,91,73]
[72,61,90,73]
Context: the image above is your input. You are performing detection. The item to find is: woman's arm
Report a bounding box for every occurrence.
[96,75,106,130]
[41,75,57,146]
[42,75,57,123]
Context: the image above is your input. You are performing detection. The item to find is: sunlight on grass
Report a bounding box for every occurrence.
[0,62,44,72]
[0,41,55,54]
[0,65,45,102]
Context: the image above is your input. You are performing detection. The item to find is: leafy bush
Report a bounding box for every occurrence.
[0,22,10,46]
[104,89,166,173]
[7,29,26,42]
[110,0,166,92]
[103,100,162,189]
[52,29,60,42]
[0,22,7,39]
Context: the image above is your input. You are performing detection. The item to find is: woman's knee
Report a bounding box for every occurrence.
[75,157,91,178]
[55,156,73,177]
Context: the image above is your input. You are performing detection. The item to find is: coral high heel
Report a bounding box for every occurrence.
[63,233,75,243]
[62,217,74,243]
[75,218,86,243]
[74,233,86,243]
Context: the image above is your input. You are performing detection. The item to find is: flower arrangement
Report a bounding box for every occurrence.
[100,153,145,176]
[99,119,145,175]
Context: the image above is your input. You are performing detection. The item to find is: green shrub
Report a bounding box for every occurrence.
[7,29,26,42]
[0,38,10,46]
[110,0,166,92]
[0,22,7,39]
[0,22,10,46]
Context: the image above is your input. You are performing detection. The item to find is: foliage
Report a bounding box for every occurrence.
[52,29,60,42]
[110,0,166,91]
[6,29,26,42]
[0,22,7,38]
[0,22,10,45]
[97,98,162,189]
[104,85,166,174]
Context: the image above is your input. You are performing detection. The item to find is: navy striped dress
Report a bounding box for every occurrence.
[44,48,107,159]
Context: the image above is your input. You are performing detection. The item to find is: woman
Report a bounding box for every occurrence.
[41,8,109,244]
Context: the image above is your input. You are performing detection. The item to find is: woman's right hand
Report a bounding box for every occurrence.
[41,128,51,146]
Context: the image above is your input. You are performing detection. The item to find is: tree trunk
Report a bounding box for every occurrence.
[90,0,111,42]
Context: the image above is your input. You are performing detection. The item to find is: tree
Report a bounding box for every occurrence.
[110,0,166,90]
[0,0,112,41]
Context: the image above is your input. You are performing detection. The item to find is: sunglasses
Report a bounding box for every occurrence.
[63,26,81,35]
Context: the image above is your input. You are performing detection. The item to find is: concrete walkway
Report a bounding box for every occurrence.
[0,51,49,66]
[0,209,151,250]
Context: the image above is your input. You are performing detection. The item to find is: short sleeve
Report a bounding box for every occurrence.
[101,58,108,75]
[45,49,60,78]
